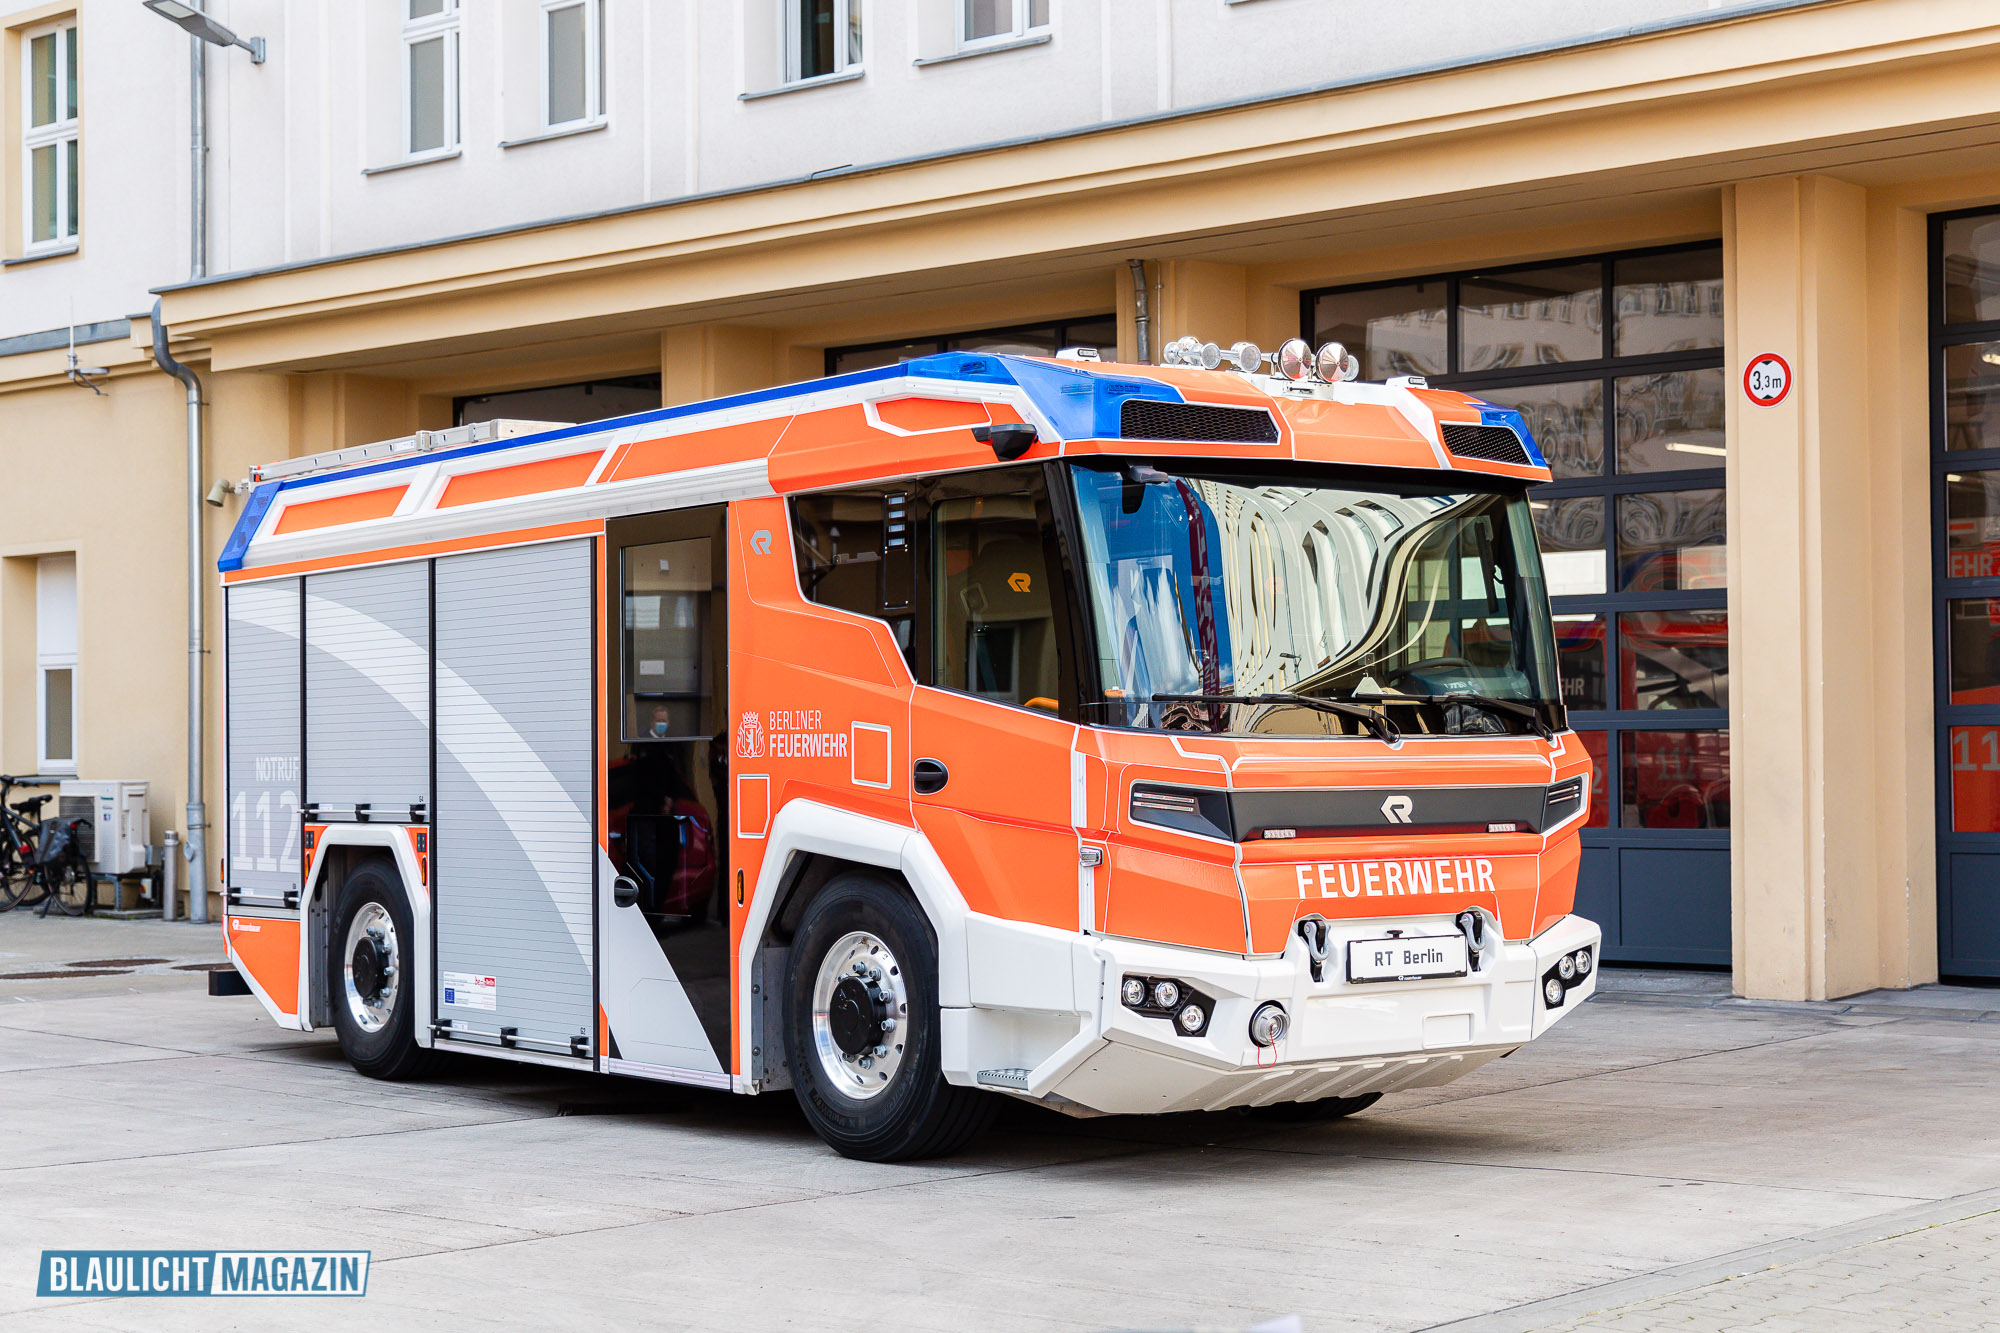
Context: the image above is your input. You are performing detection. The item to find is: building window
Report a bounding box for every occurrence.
[786,0,862,83]
[21,19,80,253]
[961,0,1049,47]
[542,0,602,130]
[454,373,661,427]
[36,555,77,775]
[404,0,459,158]
[1307,243,1730,963]
[826,316,1117,376]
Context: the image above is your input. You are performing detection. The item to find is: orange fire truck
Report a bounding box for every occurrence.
[216,335,1598,1160]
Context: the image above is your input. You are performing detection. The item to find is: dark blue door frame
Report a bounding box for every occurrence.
[1931,208,2000,980]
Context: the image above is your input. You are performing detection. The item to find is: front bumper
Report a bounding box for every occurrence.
[948,910,1600,1117]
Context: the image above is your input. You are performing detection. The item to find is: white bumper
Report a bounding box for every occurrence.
[945,910,1600,1117]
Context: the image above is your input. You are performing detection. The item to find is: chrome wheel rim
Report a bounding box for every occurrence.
[810,930,909,1101]
[342,903,399,1034]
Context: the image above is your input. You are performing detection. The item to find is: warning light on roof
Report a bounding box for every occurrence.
[1316,341,1360,384]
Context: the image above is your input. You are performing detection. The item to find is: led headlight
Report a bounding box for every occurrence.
[1544,976,1566,1007]
[1557,953,1576,982]
[1121,977,1148,1008]
[1176,1002,1206,1034]
[1152,979,1182,1010]
[1573,949,1593,976]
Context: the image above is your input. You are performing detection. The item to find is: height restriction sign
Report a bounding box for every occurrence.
[1744,353,1792,407]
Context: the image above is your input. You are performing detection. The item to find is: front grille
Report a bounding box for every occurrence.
[1121,400,1279,444]
[1440,422,1532,465]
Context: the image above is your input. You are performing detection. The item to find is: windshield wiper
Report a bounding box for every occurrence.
[1151,692,1401,746]
[1355,691,1554,741]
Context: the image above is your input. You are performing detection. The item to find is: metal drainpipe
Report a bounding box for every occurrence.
[152,301,208,925]
[1126,258,1150,364]
[148,22,212,925]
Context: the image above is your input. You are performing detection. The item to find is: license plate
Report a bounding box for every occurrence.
[1347,933,1469,983]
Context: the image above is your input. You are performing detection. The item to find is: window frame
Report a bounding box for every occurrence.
[402,0,460,162]
[957,0,1049,52]
[1303,241,1729,842]
[35,555,77,776]
[782,0,863,86]
[20,18,80,255]
[823,313,1118,377]
[539,0,603,133]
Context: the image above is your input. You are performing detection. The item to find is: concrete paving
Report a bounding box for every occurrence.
[0,911,1996,1331]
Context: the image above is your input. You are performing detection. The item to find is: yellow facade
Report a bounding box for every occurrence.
[7,0,2000,996]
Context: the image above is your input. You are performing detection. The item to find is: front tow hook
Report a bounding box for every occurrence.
[1296,915,1331,983]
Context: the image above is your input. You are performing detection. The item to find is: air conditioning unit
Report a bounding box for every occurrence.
[56,780,150,876]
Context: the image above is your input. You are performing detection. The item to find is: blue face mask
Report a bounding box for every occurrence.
[651,721,670,737]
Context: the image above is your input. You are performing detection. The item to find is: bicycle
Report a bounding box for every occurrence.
[30,813,99,917]
[0,775,53,913]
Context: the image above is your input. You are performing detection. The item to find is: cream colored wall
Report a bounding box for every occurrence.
[0,368,187,861]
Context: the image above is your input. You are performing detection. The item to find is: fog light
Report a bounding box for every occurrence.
[1557,953,1576,982]
[1544,976,1566,1007]
[1152,979,1181,1009]
[1176,1002,1206,1034]
[1121,977,1147,1008]
[1573,949,1593,976]
[1248,1002,1288,1047]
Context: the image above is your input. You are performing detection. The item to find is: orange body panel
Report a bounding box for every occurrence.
[439,452,601,508]
[1288,399,1440,471]
[768,403,1030,492]
[602,417,788,484]
[910,690,1078,930]
[272,485,408,535]
[228,915,300,1017]
[872,396,991,433]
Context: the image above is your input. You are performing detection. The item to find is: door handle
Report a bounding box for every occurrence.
[613,875,640,909]
[913,758,949,795]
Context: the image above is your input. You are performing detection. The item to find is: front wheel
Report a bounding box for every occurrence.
[328,860,439,1081]
[785,873,995,1161]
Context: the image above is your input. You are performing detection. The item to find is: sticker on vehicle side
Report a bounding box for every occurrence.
[441,972,496,1010]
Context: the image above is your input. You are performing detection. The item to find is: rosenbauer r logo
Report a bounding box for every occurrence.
[1380,795,1414,823]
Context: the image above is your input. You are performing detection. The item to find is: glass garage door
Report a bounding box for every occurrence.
[1933,209,2000,978]
[1308,244,1730,964]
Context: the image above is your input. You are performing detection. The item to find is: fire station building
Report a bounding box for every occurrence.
[1,0,1996,999]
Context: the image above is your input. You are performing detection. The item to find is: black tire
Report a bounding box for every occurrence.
[328,859,440,1081]
[38,857,95,917]
[1250,1092,1382,1122]
[785,872,995,1161]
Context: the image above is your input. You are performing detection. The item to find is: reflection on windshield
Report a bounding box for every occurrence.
[1068,463,1559,737]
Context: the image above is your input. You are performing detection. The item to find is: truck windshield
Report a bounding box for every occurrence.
[1066,461,1561,738]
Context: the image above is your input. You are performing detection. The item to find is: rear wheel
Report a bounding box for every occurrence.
[328,860,439,1081]
[785,872,995,1161]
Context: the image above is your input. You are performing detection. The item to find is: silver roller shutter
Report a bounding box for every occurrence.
[305,562,430,813]
[225,579,303,902]
[434,540,594,1056]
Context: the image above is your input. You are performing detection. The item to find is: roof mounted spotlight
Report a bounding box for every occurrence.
[1197,341,1224,371]
[1227,341,1263,374]
[1276,338,1313,381]
[143,0,267,62]
[1160,334,1198,367]
[1315,341,1360,384]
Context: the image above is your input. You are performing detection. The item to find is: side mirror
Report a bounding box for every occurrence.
[613,875,640,909]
